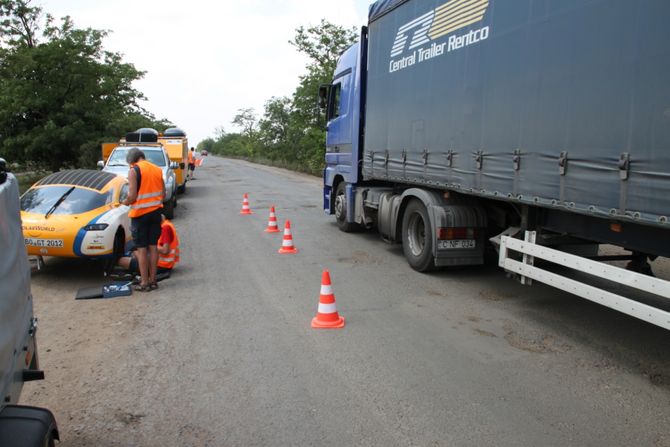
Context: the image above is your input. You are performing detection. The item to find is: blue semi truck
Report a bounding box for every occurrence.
[321,0,670,329]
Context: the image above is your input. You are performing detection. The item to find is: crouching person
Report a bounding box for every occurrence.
[156,215,179,272]
[117,215,179,283]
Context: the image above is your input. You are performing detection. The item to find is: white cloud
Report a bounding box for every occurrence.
[38,0,371,145]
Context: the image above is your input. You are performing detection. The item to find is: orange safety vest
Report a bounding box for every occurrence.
[157,220,180,269]
[188,151,195,164]
[128,160,163,218]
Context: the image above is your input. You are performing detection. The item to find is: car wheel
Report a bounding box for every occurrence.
[401,199,435,272]
[104,229,125,274]
[163,196,175,219]
[334,182,360,232]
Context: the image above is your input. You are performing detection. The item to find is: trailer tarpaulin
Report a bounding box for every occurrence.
[362,0,670,230]
[0,174,33,403]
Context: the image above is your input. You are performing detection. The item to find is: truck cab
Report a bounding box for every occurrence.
[322,31,368,231]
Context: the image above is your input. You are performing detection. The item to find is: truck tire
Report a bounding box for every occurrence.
[402,199,435,272]
[334,182,360,232]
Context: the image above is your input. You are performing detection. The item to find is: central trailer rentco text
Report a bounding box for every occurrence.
[320,0,670,330]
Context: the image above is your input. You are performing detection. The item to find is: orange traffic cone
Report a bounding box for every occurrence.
[278,220,298,254]
[265,206,280,233]
[311,270,345,329]
[240,193,253,215]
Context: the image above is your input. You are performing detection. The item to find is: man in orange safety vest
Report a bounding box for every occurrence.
[121,148,165,292]
[117,214,179,276]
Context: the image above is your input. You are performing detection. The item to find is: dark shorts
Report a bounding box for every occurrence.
[188,163,195,171]
[130,208,162,248]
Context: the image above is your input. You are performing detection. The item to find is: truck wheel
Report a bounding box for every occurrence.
[402,199,435,272]
[334,182,360,232]
[163,196,175,219]
[177,183,185,194]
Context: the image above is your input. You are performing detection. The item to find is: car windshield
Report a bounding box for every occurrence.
[21,185,111,215]
[107,148,166,167]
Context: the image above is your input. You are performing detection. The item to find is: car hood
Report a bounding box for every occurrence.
[103,166,130,178]
[103,165,170,180]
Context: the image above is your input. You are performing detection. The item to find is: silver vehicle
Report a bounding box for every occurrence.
[99,144,178,219]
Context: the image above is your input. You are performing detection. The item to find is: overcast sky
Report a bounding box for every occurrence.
[38,0,371,146]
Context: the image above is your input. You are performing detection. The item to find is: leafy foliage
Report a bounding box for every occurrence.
[202,20,358,175]
[0,0,170,170]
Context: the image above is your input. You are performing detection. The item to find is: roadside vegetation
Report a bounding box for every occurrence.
[198,21,358,176]
[0,0,171,173]
[1,0,356,178]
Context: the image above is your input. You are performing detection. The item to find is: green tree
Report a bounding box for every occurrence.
[0,1,154,170]
[0,0,40,48]
[204,20,357,174]
[289,20,357,124]
[258,96,291,161]
[197,137,215,154]
[231,108,258,157]
[287,20,357,172]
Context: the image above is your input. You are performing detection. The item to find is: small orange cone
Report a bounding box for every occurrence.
[278,220,298,254]
[311,270,345,329]
[240,193,253,215]
[265,206,280,233]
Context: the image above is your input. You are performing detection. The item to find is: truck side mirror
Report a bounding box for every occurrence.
[96,160,104,170]
[170,161,179,170]
[318,84,331,111]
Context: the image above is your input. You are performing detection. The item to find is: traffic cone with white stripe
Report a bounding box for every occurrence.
[265,206,280,233]
[240,193,253,215]
[278,220,298,254]
[311,270,345,329]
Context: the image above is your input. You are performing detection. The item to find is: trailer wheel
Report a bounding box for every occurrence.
[334,182,360,232]
[402,199,435,272]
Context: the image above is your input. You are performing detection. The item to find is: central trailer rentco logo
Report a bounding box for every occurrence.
[389,0,490,73]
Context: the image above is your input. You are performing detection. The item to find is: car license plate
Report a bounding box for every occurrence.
[438,239,476,250]
[24,238,64,248]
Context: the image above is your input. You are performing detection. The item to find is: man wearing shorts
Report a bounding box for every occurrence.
[117,214,179,278]
[188,147,196,180]
[121,148,165,291]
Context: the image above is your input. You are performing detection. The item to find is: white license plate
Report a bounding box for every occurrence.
[24,238,64,248]
[437,239,476,250]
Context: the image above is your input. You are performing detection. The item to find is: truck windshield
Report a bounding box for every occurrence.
[21,186,111,215]
[107,148,166,167]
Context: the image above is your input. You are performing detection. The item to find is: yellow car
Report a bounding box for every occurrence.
[20,169,131,260]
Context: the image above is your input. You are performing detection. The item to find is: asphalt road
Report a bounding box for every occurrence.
[23,157,670,446]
